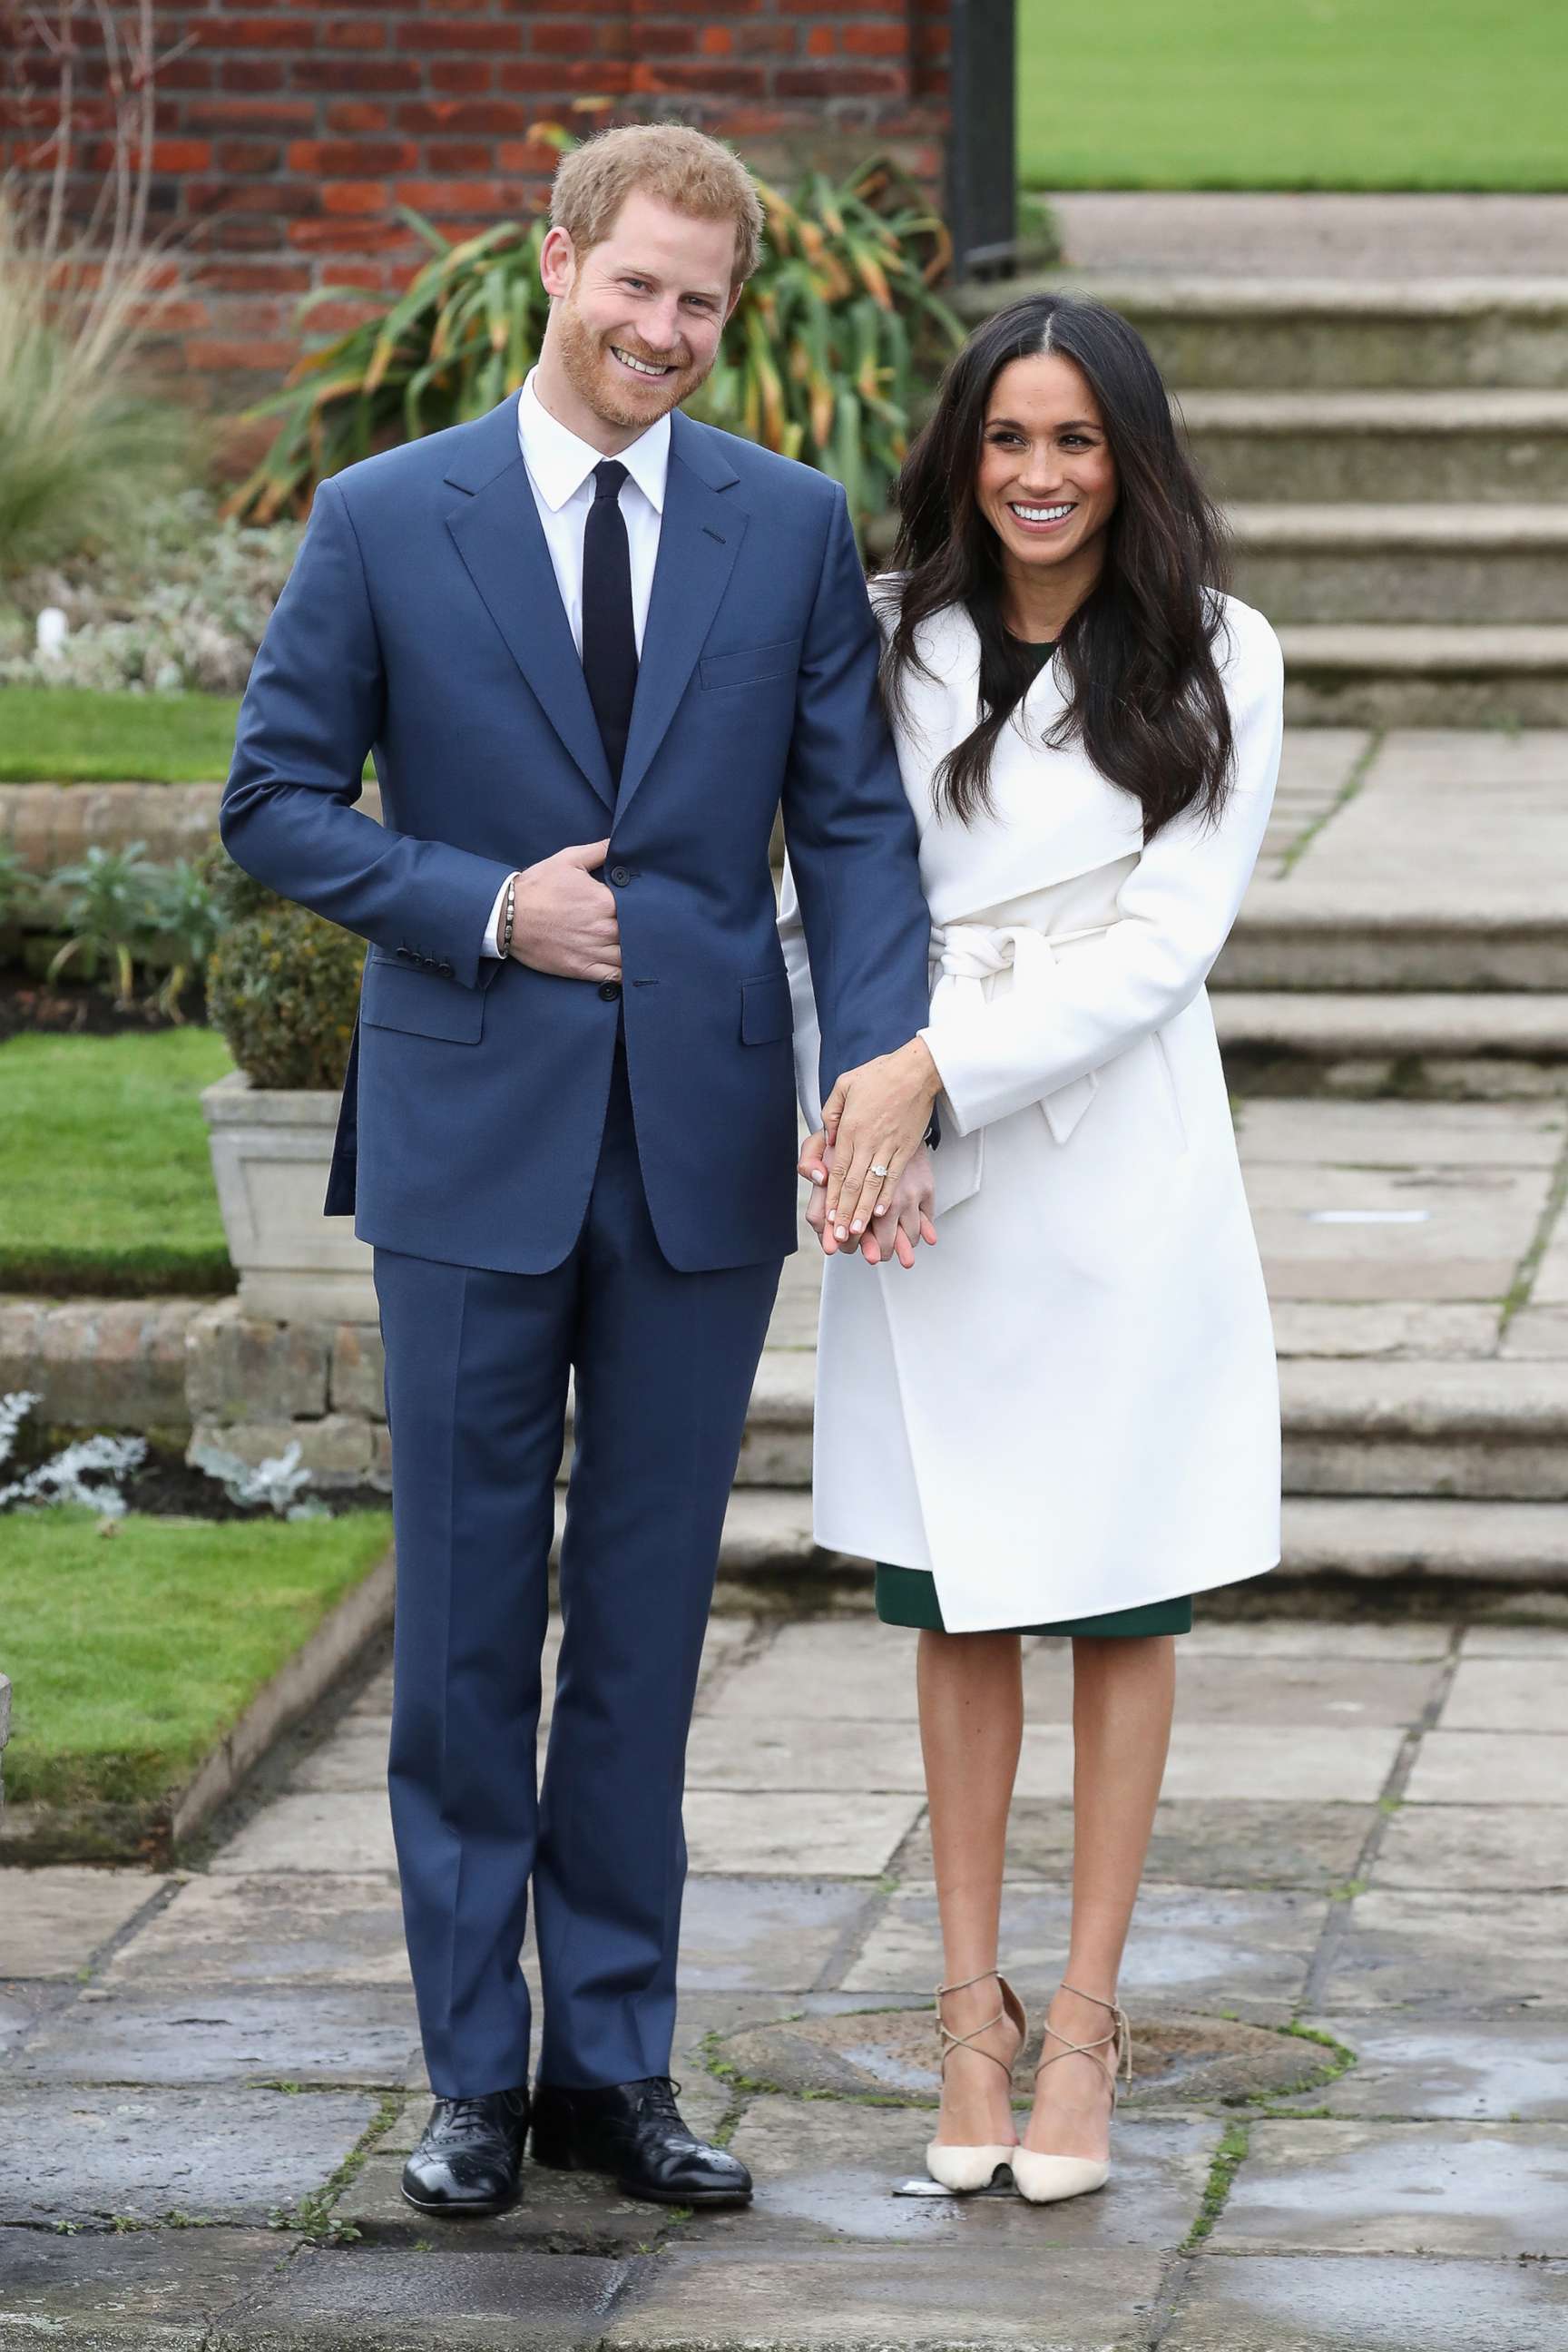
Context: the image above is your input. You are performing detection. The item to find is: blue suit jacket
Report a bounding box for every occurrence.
[220,395,933,1274]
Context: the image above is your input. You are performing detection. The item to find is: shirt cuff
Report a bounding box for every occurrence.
[481,875,511,958]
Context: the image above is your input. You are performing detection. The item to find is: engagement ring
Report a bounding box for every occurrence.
[870,1163,890,1179]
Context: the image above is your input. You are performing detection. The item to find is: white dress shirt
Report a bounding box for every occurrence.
[482,369,671,954]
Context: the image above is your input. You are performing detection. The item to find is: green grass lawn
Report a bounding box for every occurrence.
[0,1028,236,1295]
[1019,0,1568,190]
[0,1506,393,1808]
[0,686,242,783]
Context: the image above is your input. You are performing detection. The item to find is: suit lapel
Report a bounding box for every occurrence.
[443,397,615,812]
[614,412,746,819]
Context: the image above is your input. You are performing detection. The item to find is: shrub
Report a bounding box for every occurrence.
[230,152,964,539]
[203,848,363,1090]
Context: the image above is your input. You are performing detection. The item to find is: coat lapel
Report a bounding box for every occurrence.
[614,411,746,819]
[442,397,615,812]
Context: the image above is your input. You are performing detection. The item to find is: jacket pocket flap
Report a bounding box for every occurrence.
[740,973,792,1044]
[361,957,485,1044]
[700,638,801,692]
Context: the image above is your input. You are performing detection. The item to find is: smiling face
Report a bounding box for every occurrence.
[537,188,740,448]
[975,351,1119,609]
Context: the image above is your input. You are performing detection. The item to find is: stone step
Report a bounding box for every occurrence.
[714,1486,1568,1588]
[1275,624,1568,728]
[1230,506,1568,627]
[1220,888,1568,992]
[958,275,1568,392]
[1180,391,1568,505]
[1214,991,1568,1071]
[730,1356,1568,1503]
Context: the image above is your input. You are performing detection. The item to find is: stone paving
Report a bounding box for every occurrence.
[4,1606,1568,2348]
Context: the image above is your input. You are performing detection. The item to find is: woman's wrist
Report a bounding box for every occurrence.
[900,1034,943,1107]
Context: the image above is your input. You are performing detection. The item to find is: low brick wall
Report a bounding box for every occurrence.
[0,1294,390,1487]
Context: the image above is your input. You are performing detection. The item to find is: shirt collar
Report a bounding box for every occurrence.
[516,369,670,516]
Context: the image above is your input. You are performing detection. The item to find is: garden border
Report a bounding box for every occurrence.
[0,1539,394,1867]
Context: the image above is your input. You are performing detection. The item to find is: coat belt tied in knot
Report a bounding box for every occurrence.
[930,921,1110,1146]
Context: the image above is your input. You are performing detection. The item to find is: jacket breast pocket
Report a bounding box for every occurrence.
[361,956,485,1044]
[700,638,801,693]
[740,973,793,1045]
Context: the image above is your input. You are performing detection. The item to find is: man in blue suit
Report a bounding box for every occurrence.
[220,123,936,2213]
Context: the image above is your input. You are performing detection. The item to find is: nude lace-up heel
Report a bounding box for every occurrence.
[925,1967,1027,2193]
[1011,1981,1132,2207]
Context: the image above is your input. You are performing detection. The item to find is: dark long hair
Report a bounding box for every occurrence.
[885,293,1234,836]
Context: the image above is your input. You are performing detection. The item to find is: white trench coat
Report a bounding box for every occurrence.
[779,592,1285,1632]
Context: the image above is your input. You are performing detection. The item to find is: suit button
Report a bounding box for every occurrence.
[599,981,622,1002]
[436,960,454,978]
[396,946,414,962]
[610,865,632,887]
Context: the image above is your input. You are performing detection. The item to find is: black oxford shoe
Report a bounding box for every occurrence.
[531,2076,752,2207]
[400,2086,530,2217]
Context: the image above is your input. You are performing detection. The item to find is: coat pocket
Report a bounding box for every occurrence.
[361,956,485,1044]
[740,972,793,1045]
[700,638,802,692]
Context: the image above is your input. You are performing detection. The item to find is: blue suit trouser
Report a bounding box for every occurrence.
[373,1046,783,2095]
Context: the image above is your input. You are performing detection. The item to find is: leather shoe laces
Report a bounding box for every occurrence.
[635,2077,683,2122]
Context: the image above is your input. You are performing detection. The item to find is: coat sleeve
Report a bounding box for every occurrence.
[220,475,514,990]
[920,604,1284,1137]
[777,488,931,1109]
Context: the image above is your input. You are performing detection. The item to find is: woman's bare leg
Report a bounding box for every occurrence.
[917,1627,1025,2147]
[1022,1632,1176,2161]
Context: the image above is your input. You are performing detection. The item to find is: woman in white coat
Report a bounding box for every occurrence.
[780,294,1284,2204]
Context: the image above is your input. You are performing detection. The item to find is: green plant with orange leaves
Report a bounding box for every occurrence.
[228,151,964,541]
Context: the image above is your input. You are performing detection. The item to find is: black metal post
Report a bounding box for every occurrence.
[946,0,1019,281]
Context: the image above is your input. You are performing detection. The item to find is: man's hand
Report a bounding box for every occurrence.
[800,1134,936,1269]
[818,1038,942,1245]
[505,839,621,982]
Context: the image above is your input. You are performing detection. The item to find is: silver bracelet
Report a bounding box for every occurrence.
[498,872,517,960]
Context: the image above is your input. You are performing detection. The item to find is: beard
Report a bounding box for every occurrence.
[554,292,710,430]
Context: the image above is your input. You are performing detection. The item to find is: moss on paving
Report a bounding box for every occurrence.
[0,1505,392,1807]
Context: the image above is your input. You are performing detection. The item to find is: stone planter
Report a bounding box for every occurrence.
[202,1069,376,1324]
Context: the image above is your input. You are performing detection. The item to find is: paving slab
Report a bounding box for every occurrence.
[1404,1730,1568,1805]
[674,1877,881,1994]
[1439,1657,1567,1731]
[1460,1623,1568,1657]
[842,1884,1324,2014]
[1124,1722,1402,1804]
[1269,1301,1502,1359]
[0,1981,53,2056]
[288,1722,393,1795]
[101,1873,409,1989]
[211,1791,397,1877]
[685,1717,926,1794]
[212,2245,639,2350]
[701,1621,922,1723]
[1323,1888,1568,2013]
[1211,2118,1568,2257]
[1020,1651,1440,1731]
[701,2096,1217,2252]
[0,1867,162,1979]
[1238,1099,1567,1170]
[682,1792,923,1879]
[600,2243,1168,2350]
[1376,1801,1568,1891]
[1178,1622,1455,1661]
[1247,1161,1546,1304]
[1161,2250,1568,2352]
[10,1985,419,2088]
[0,2085,380,2227]
[1279,2015,1568,2121]
[0,2225,290,2348]
[989,1799,1375,1892]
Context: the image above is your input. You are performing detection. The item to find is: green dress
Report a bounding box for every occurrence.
[874,629,1192,1642]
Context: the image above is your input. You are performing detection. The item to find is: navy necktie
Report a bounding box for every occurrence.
[582,459,637,793]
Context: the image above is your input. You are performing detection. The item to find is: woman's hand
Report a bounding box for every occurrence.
[801,1134,936,1269]
[818,1037,943,1244]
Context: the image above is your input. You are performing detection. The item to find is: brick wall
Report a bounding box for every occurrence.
[1,2,950,419]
